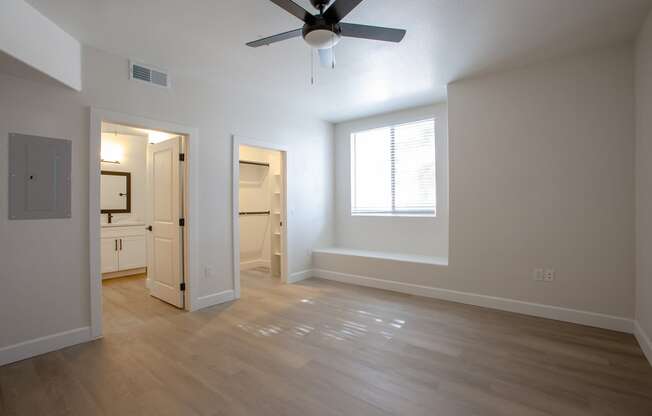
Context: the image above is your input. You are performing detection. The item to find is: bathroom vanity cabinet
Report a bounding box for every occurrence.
[101,224,146,276]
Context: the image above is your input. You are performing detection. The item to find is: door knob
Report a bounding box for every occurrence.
[146,225,152,231]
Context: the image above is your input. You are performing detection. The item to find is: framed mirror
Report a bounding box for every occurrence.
[101,171,131,213]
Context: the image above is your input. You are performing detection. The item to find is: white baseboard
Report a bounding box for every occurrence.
[240,259,271,271]
[288,269,313,283]
[0,327,92,367]
[193,290,235,310]
[635,321,652,366]
[312,269,634,334]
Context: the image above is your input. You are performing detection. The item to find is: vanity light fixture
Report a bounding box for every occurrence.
[101,135,123,164]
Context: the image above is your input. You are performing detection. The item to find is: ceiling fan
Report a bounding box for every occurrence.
[246,0,406,67]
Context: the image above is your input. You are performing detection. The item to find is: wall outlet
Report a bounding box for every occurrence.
[543,269,555,281]
[533,268,544,281]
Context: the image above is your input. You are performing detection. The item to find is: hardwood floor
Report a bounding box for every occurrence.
[1,271,651,415]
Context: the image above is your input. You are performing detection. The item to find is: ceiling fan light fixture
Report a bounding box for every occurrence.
[245,0,407,64]
[303,27,341,49]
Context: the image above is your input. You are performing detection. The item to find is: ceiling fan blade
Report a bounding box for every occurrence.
[246,28,303,47]
[318,48,335,68]
[269,0,315,24]
[340,23,406,42]
[323,0,364,23]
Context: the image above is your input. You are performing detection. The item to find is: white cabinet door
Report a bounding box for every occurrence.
[118,235,146,271]
[101,237,119,273]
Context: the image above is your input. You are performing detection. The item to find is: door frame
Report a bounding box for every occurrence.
[232,136,289,298]
[89,108,200,339]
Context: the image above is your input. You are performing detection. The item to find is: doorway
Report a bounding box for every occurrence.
[232,138,288,297]
[99,122,186,315]
[89,109,199,339]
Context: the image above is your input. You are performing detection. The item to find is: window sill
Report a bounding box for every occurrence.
[313,247,448,266]
[351,212,436,218]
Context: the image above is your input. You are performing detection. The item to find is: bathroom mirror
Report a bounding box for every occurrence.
[101,171,131,213]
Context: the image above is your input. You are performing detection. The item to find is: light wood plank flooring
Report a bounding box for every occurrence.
[1,271,651,415]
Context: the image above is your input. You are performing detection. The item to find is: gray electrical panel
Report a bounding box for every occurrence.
[8,133,71,220]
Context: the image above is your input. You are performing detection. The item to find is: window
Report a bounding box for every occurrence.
[351,118,436,216]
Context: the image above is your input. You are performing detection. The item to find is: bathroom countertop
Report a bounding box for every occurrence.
[101,222,145,228]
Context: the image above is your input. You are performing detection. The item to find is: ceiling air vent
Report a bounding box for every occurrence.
[129,61,169,88]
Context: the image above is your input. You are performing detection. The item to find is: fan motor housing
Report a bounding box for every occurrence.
[302,22,342,49]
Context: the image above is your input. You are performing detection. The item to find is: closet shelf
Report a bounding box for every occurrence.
[239,180,265,186]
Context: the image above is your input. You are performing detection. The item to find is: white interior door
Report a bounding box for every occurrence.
[147,137,183,308]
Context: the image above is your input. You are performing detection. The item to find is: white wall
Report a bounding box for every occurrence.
[317,45,636,320]
[100,133,148,225]
[636,10,652,354]
[0,46,333,351]
[333,104,449,258]
[0,0,81,91]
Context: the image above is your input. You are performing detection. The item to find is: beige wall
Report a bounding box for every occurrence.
[636,11,652,343]
[0,46,334,349]
[317,45,636,319]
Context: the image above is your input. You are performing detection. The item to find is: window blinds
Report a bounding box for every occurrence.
[351,118,436,216]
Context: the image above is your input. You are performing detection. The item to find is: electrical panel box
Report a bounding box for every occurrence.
[8,133,71,220]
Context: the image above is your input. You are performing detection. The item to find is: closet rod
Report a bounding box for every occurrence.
[239,160,269,167]
[239,211,270,216]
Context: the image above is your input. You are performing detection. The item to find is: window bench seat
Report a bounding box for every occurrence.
[312,247,448,266]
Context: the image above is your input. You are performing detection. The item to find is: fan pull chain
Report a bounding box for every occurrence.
[331,25,336,69]
[310,48,315,85]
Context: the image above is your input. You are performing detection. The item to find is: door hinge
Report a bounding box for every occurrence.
[180,282,186,291]
[179,218,185,226]
[179,153,185,161]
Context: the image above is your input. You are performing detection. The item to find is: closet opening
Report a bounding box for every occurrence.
[233,141,288,296]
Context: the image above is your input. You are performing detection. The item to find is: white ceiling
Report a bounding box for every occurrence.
[26,0,652,122]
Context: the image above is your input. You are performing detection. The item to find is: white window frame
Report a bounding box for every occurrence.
[350,118,436,218]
